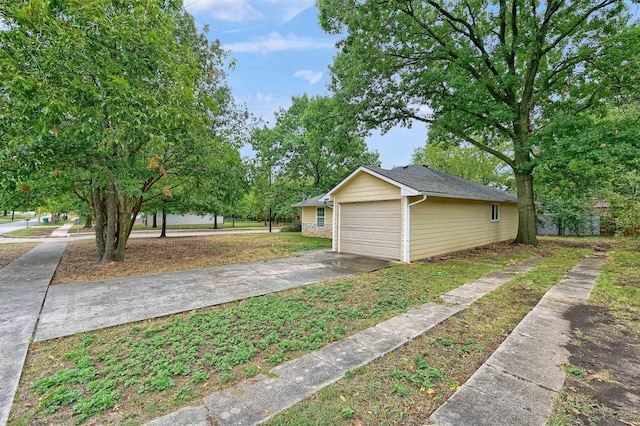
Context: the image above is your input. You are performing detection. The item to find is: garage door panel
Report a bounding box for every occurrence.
[340,200,401,260]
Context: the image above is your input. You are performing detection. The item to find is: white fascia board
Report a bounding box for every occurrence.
[326,166,420,198]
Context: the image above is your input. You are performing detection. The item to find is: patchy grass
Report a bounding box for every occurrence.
[51,233,331,285]
[9,241,544,425]
[266,246,591,425]
[0,243,39,269]
[133,220,291,230]
[4,224,61,238]
[549,239,640,426]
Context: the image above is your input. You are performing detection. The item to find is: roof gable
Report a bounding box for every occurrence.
[292,193,334,207]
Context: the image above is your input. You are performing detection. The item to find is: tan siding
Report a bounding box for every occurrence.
[301,206,333,226]
[409,198,518,261]
[333,172,401,203]
[301,206,333,238]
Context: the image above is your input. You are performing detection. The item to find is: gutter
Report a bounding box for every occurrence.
[404,195,428,263]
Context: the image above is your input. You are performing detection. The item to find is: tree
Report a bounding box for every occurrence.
[252,94,380,211]
[1,0,242,261]
[413,141,514,190]
[318,0,636,244]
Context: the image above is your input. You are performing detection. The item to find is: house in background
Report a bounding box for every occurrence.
[326,165,519,262]
[293,194,333,238]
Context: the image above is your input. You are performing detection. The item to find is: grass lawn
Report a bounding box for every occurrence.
[548,239,640,425]
[51,233,331,284]
[9,240,590,425]
[4,224,62,238]
[0,243,39,269]
[132,220,291,230]
[0,214,35,224]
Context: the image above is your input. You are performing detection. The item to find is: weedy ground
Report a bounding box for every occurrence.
[6,237,627,426]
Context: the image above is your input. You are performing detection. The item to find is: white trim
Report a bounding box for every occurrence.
[404,195,428,263]
[491,203,500,222]
[326,166,420,198]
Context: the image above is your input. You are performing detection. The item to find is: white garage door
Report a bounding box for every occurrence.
[340,200,401,260]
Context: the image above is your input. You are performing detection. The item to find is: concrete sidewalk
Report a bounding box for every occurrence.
[34,251,396,342]
[430,253,607,426]
[145,256,543,426]
[0,241,67,426]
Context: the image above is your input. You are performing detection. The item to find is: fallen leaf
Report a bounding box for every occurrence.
[355,420,362,426]
[340,394,347,402]
[265,409,270,416]
[427,388,436,398]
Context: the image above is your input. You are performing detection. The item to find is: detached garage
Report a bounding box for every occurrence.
[327,165,519,262]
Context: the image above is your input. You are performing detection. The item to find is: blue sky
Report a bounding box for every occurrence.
[185,0,426,168]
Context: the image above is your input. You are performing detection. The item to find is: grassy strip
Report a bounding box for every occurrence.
[0,243,39,269]
[9,243,539,425]
[5,224,61,238]
[549,239,640,425]
[265,246,591,425]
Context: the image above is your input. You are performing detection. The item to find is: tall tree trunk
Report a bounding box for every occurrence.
[513,170,538,244]
[113,194,132,261]
[160,199,167,238]
[152,213,157,228]
[213,212,218,229]
[102,181,118,262]
[93,187,106,261]
[83,215,92,229]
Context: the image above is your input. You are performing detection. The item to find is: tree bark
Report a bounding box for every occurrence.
[83,215,92,229]
[152,213,157,228]
[213,212,218,229]
[513,170,538,245]
[102,181,118,262]
[93,187,106,261]
[160,199,167,238]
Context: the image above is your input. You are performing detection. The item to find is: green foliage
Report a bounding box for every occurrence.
[318,0,635,244]
[413,141,514,191]
[0,0,246,261]
[251,94,380,220]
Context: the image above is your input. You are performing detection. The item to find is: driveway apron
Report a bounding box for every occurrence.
[0,241,67,426]
[34,251,395,342]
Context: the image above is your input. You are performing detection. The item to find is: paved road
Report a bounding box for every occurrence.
[0,220,29,235]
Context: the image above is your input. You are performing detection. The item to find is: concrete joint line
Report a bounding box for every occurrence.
[430,252,608,426]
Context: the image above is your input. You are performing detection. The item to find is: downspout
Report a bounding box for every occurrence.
[404,195,427,263]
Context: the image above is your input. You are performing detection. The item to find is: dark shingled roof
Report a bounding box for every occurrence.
[292,194,333,207]
[364,165,517,203]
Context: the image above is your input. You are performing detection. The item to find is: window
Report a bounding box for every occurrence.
[491,204,500,222]
[317,207,325,227]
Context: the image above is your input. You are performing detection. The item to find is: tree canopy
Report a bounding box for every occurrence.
[251,94,380,219]
[413,141,514,191]
[318,0,637,244]
[1,0,245,261]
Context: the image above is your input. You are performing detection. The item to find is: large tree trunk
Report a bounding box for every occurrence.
[213,212,218,229]
[93,187,106,261]
[83,215,92,229]
[160,199,167,238]
[513,170,538,244]
[91,182,142,263]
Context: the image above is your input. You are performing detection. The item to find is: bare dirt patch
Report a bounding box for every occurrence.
[51,233,330,284]
[561,305,640,425]
[0,242,39,269]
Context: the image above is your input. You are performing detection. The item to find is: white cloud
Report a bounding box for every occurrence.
[224,32,333,54]
[184,0,263,22]
[257,0,315,22]
[293,69,323,84]
[256,91,273,103]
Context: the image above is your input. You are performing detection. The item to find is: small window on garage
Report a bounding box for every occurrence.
[491,204,500,222]
[317,207,325,227]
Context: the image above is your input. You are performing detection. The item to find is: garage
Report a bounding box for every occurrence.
[339,200,401,260]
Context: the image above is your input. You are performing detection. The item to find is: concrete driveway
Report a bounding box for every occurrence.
[34,251,396,342]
